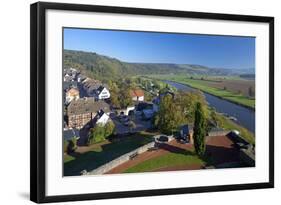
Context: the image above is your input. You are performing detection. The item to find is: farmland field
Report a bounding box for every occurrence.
[206,79,255,97]
[147,74,255,109]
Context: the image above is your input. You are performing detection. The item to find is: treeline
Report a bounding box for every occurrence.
[63,50,238,81]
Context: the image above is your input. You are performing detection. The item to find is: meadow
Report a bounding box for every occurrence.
[148,74,255,109]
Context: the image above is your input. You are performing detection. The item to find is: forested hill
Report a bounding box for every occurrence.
[64,49,253,80]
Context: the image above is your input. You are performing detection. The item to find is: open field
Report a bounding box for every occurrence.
[206,79,255,97]
[148,74,255,109]
[64,132,155,176]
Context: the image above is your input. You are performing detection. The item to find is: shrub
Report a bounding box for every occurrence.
[64,140,69,153]
[67,137,78,153]
[88,122,115,145]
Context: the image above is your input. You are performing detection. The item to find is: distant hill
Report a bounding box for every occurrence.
[64,49,254,80]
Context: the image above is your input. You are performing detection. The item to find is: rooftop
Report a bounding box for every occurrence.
[67,97,110,115]
[130,89,144,97]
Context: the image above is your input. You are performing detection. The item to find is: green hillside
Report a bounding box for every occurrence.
[63,49,253,80]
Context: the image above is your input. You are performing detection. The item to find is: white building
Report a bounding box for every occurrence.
[95,110,110,126]
[95,86,110,100]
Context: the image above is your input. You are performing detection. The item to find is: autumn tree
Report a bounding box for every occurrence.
[119,88,133,108]
[177,90,207,123]
[154,95,184,134]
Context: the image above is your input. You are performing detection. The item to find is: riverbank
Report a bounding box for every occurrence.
[216,113,255,144]
[148,76,255,110]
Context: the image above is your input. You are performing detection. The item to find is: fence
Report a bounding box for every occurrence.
[84,141,155,175]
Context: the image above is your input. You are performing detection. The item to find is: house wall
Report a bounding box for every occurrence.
[96,114,109,126]
[68,112,95,128]
[138,96,144,101]
[98,88,110,99]
[132,96,138,101]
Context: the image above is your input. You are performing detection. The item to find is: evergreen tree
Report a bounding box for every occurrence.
[193,102,206,157]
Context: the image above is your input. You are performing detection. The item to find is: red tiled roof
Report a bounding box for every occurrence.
[130,89,144,97]
[66,88,79,96]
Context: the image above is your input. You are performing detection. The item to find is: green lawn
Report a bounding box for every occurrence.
[148,74,255,109]
[64,132,155,176]
[123,151,205,173]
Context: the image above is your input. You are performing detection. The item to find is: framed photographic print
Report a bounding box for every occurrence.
[30,1,274,203]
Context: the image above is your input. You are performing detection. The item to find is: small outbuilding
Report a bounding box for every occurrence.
[179,124,193,143]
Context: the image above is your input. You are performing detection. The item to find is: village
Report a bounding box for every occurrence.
[63,68,159,145]
[63,67,255,176]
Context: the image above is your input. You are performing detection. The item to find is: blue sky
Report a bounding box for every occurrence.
[64,28,255,70]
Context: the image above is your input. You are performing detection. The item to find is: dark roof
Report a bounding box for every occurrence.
[64,129,80,141]
[96,86,105,94]
[67,98,110,115]
[63,81,77,90]
[180,124,190,134]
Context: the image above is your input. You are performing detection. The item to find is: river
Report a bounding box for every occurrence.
[164,80,255,133]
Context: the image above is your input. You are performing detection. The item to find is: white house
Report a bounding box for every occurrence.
[94,110,110,126]
[95,86,110,100]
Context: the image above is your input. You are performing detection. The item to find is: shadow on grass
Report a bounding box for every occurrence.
[203,144,241,166]
[64,133,154,176]
[157,143,195,156]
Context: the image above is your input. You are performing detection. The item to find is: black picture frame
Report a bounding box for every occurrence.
[30,1,274,203]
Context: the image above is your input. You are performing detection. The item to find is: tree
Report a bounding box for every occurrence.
[177,90,207,123]
[248,86,255,97]
[193,102,207,157]
[154,95,184,134]
[87,125,105,144]
[128,121,136,133]
[88,122,115,145]
[110,92,120,108]
[104,121,115,137]
[210,109,222,128]
[119,87,133,109]
[67,137,78,153]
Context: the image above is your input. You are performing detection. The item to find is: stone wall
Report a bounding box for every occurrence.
[207,130,230,137]
[84,141,155,175]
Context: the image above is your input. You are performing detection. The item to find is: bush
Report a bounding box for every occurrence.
[64,140,69,153]
[88,122,115,145]
[67,137,78,153]
[104,121,115,137]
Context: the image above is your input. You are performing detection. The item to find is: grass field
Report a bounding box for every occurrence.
[217,113,255,144]
[123,151,205,173]
[148,74,255,109]
[64,132,155,176]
